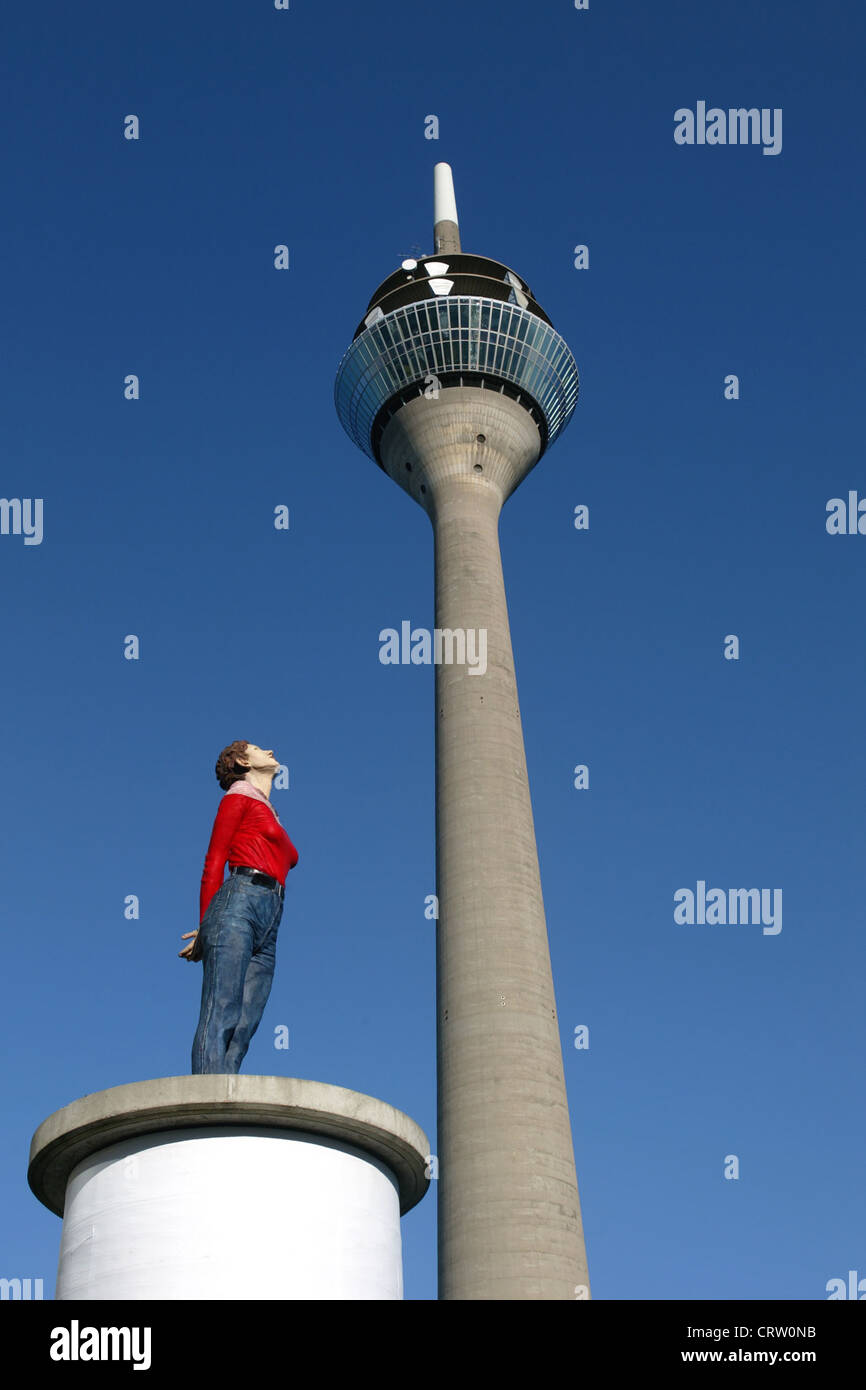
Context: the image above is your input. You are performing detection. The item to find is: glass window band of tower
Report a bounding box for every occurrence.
[334,297,580,464]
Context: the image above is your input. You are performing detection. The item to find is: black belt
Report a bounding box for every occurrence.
[230,865,284,899]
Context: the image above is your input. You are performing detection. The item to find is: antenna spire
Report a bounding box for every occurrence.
[433,162,461,255]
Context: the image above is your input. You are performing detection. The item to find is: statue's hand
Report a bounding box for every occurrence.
[178,930,200,962]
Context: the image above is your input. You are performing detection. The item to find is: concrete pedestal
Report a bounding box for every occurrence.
[28,1076,430,1301]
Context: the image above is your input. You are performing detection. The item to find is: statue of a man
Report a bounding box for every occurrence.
[179,740,299,1074]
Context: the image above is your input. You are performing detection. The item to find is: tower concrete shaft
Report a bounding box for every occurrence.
[380,392,590,1299]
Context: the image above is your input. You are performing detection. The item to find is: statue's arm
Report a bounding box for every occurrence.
[199,794,250,921]
[178,796,249,962]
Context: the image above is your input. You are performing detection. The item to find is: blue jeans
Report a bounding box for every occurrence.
[191,873,284,1074]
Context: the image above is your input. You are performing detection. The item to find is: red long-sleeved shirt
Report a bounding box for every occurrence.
[200,785,299,922]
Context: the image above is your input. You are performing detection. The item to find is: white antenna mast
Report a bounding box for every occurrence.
[433,162,461,255]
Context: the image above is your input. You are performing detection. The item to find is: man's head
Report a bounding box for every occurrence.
[215,741,278,790]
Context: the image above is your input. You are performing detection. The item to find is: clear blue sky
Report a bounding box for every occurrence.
[2,0,863,1302]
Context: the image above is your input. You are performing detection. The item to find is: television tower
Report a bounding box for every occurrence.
[335,164,589,1300]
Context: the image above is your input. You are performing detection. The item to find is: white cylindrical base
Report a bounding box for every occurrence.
[28,1076,430,1302]
[57,1126,402,1300]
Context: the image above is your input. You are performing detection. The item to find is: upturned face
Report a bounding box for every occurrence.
[241,743,279,773]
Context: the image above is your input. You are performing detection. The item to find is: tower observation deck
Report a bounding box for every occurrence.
[335,182,579,483]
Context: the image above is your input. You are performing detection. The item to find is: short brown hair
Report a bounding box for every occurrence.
[215,740,250,791]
